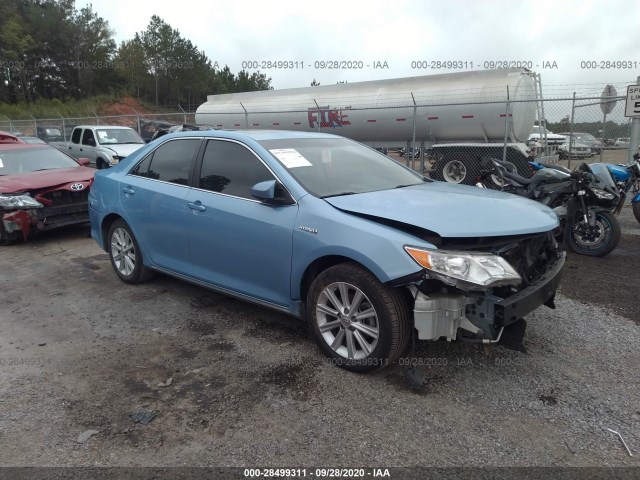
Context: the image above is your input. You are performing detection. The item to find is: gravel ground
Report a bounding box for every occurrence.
[0,208,638,470]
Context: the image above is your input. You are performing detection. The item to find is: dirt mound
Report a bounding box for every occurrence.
[98,96,148,116]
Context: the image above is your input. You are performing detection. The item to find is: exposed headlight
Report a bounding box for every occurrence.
[404,247,521,289]
[0,194,43,209]
[591,188,615,200]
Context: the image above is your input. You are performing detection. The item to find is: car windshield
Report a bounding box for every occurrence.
[95,128,144,145]
[258,137,426,197]
[0,147,80,175]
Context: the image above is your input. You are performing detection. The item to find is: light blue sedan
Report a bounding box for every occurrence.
[89,130,565,372]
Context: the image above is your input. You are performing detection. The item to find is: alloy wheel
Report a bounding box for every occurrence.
[316,282,379,360]
[572,218,609,249]
[110,227,136,276]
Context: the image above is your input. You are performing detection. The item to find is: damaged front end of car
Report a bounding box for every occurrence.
[1,188,90,243]
[398,232,565,350]
[0,194,44,242]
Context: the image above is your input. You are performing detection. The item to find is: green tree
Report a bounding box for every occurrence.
[0,0,119,103]
[114,36,150,99]
[0,6,35,102]
[71,4,118,97]
[0,5,274,107]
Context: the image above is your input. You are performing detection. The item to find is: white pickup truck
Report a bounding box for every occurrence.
[52,125,145,169]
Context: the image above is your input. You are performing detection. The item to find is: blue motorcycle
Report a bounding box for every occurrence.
[603,155,640,223]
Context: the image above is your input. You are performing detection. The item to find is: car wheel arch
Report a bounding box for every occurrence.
[101,213,124,250]
[298,254,390,309]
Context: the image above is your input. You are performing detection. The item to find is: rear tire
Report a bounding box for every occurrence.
[566,210,621,257]
[306,262,410,373]
[430,154,474,184]
[107,219,154,283]
[633,201,640,224]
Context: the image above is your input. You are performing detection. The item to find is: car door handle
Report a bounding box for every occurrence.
[188,201,206,212]
[123,187,135,195]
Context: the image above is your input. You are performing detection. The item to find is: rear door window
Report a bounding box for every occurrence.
[71,128,82,144]
[82,129,95,146]
[132,139,200,186]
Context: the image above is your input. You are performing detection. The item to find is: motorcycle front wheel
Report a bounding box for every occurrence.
[566,210,621,257]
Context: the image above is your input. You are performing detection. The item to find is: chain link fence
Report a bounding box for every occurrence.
[0,112,196,143]
[0,94,635,185]
[559,94,634,169]
[191,93,634,185]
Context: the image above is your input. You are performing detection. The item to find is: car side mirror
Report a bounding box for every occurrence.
[78,157,90,166]
[88,139,96,147]
[251,180,294,205]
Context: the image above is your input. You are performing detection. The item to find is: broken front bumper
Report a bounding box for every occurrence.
[414,252,565,341]
[2,203,89,240]
[492,252,565,326]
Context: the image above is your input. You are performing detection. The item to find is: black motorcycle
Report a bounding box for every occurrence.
[478,157,621,257]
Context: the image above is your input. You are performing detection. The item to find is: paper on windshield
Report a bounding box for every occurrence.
[269,149,312,168]
[0,158,3,168]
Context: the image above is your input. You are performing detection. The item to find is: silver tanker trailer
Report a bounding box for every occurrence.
[195,68,546,185]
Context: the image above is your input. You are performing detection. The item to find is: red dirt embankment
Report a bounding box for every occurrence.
[97,96,148,116]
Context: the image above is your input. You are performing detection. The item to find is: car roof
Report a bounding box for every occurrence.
[162,129,342,141]
[73,125,135,129]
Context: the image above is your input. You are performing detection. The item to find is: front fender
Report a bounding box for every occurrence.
[290,195,433,300]
[586,205,612,227]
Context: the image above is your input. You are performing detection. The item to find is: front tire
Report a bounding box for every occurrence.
[306,262,410,373]
[107,219,154,283]
[97,158,107,170]
[566,210,621,257]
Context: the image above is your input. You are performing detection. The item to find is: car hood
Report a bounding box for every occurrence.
[100,143,145,157]
[324,182,559,238]
[0,167,95,194]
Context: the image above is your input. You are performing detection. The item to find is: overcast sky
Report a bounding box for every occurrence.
[79,0,638,98]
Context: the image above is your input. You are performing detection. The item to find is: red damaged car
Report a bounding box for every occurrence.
[0,131,94,244]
